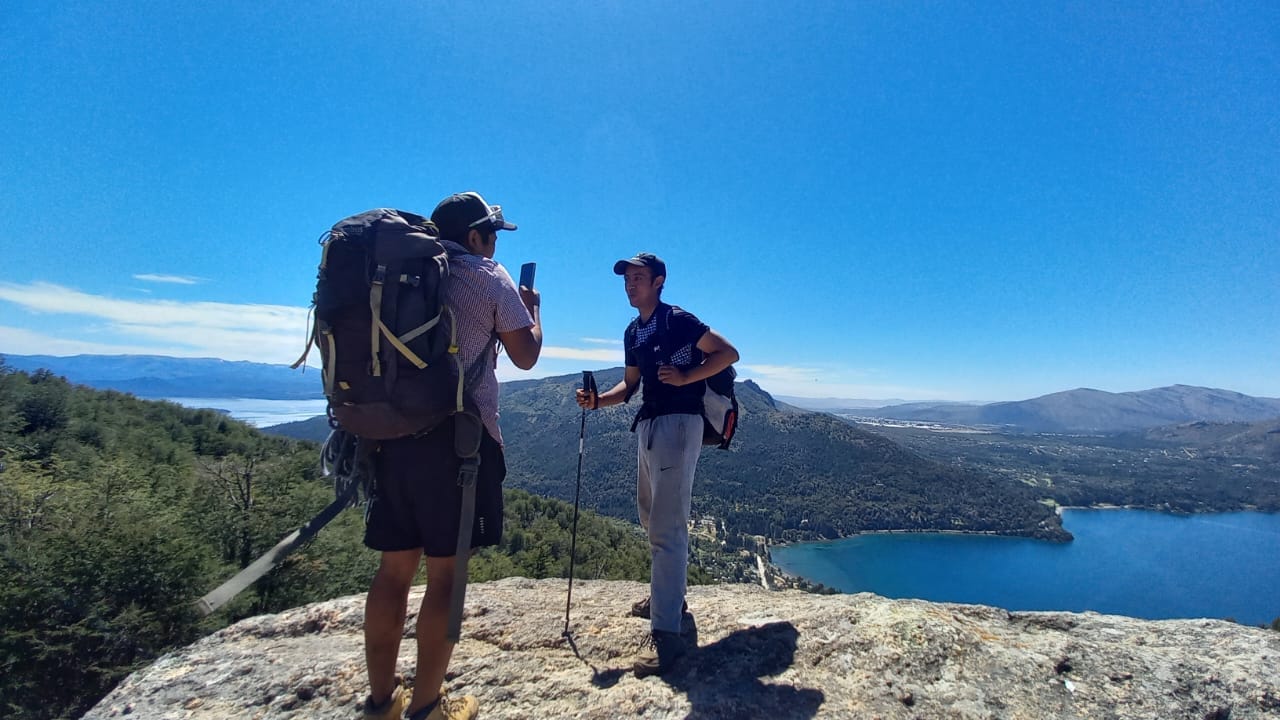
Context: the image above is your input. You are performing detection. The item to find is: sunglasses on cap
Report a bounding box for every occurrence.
[468,204,510,232]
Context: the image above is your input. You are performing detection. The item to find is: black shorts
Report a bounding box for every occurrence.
[362,421,506,557]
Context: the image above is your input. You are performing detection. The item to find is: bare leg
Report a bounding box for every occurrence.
[365,549,422,704]
[405,554,458,716]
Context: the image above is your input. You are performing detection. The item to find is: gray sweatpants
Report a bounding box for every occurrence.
[636,413,703,634]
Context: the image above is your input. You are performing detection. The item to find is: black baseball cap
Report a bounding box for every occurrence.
[613,252,666,278]
[430,191,517,240]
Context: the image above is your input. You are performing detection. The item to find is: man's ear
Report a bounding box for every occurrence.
[653,275,666,291]
[464,228,482,253]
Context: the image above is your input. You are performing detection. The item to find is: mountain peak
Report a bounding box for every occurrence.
[738,378,776,409]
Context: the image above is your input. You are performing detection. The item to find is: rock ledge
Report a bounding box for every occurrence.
[87,578,1280,719]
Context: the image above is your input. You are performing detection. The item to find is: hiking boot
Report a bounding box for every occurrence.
[406,686,478,720]
[634,629,689,678]
[629,595,688,619]
[360,682,407,720]
[681,609,699,649]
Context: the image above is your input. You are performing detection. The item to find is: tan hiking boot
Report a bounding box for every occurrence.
[360,681,407,720]
[407,686,479,720]
[633,629,689,678]
[628,595,688,619]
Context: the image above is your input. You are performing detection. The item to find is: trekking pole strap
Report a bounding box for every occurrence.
[195,481,357,616]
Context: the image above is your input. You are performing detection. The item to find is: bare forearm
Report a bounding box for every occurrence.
[594,379,631,408]
[527,306,543,352]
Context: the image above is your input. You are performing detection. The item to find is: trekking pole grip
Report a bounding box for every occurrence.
[583,370,597,409]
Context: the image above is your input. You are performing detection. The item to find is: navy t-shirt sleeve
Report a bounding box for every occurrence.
[668,307,710,350]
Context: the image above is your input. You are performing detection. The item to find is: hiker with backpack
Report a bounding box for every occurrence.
[574,252,739,677]
[358,193,542,720]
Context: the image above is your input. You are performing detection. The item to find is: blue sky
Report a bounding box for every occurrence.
[1,1,1277,402]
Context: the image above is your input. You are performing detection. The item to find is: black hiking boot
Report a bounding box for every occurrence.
[633,629,689,678]
[681,608,699,649]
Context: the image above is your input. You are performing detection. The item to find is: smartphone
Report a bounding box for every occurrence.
[518,262,536,289]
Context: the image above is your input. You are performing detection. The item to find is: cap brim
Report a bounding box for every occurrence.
[614,259,644,275]
[495,220,517,231]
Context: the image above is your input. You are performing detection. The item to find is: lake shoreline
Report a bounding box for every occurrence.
[768,508,1280,625]
[770,527,1018,550]
[770,503,1280,550]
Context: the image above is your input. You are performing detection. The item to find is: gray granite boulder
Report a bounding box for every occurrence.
[86,578,1280,719]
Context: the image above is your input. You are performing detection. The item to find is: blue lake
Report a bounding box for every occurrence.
[770,509,1280,626]
[164,397,327,427]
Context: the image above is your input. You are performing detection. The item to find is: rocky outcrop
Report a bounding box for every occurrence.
[87,578,1280,719]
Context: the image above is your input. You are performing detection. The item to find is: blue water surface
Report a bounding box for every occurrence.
[770,509,1280,626]
[165,397,328,427]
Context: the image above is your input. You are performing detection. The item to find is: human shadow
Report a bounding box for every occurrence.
[664,620,824,720]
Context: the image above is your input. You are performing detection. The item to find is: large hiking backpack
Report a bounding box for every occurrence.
[290,207,487,644]
[212,209,463,616]
[294,208,465,440]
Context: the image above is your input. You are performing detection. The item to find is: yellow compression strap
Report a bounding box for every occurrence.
[290,312,315,370]
[320,327,337,395]
[319,237,334,270]
[292,241,329,371]
[369,266,386,376]
[377,319,428,369]
[446,307,464,413]
[398,312,441,345]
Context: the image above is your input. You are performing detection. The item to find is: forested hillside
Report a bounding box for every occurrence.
[865,419,1280,513]
[495,369,1067,542]
[0,362,656,720]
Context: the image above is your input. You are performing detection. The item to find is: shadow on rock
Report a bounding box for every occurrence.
[561,632,628,690]
[666,621,824,720]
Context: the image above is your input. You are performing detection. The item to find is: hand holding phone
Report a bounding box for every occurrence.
[519,262,536,289]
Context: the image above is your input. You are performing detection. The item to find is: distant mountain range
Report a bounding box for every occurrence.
[848,385,1280,434]
[0,354,322,400]
[5,353,1276,434]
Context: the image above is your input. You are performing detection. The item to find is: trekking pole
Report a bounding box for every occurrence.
[563,370,597,637]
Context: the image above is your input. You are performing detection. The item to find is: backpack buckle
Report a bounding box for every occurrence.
[372,265,387,285]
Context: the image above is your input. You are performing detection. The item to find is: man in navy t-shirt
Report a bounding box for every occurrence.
[576,252,739,677]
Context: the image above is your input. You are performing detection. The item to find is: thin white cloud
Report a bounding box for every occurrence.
[133,274,202,285]
[0,325,179,357]
[738,363,827,384]
[737,362,954,402]
[0,282,310,364]
[540,346,623,362]
[0,282,304,332]
[580,337,623,346]
[0,282,626,370]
